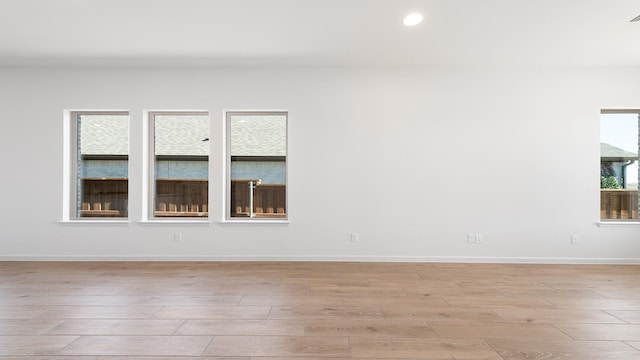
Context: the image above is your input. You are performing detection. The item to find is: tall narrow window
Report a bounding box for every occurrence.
[227,112,287,220]
[71,111,129,219]
[600,110,639,221]
[151,112,209,218]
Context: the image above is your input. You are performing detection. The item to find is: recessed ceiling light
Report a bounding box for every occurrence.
[403,13,423,26]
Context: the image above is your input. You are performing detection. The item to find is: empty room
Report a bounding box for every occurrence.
[1,0,640,358]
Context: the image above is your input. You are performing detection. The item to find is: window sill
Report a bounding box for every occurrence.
[218,219,290,225]
[596,221,640,228]
[58,220,131,226]
[138,219,211,226]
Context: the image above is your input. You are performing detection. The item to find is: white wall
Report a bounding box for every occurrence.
[1,66,639,263]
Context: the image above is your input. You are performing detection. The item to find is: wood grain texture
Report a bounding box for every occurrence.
[607,310,640,323]
[175,319,306,336]
[487,339,639,360]
[56,335,213,356]
[0,335,79,356]
[203,335,350,357]
[0,261,639,359]
[349,337,503,359]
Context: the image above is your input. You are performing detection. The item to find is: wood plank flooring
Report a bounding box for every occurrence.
[0,261,639,359]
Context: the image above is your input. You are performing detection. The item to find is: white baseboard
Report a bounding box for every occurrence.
[1,255,640,264]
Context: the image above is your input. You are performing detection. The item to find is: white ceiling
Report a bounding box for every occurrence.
[1,0,639,67]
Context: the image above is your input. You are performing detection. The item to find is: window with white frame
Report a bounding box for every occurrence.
[150,112,209,218]
[226,111,287,220]
[70,111,129,219]
[600,110,640,221]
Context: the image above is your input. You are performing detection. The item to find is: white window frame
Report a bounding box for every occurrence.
[63,110,130,222]
[145,110,210,222]
[224,110,289,223]
[598,109,640,227]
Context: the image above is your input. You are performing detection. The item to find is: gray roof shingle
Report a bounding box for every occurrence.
[154,115,209,156]
[230,114,286,157]
[600,143,637,161]
[80,115,129,155]
[80,113,286,157]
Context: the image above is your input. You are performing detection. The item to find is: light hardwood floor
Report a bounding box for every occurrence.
[1,261,640,359]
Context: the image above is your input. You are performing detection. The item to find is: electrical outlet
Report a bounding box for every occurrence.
[173,232,183,243]
[468,233,483,244]
[571,234,580,245]
[350,233,360,242]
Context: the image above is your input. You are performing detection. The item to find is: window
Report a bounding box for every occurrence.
[600,110,639,221]
[226,111,287,220]
[150,112,209,218]
[70,111,129,219]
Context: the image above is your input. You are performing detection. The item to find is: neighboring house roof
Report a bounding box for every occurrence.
[230,115,286,157]
[80,115,129,156]
[80,114,286,157]
[154,115,209,156]
[601,143,637,162]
